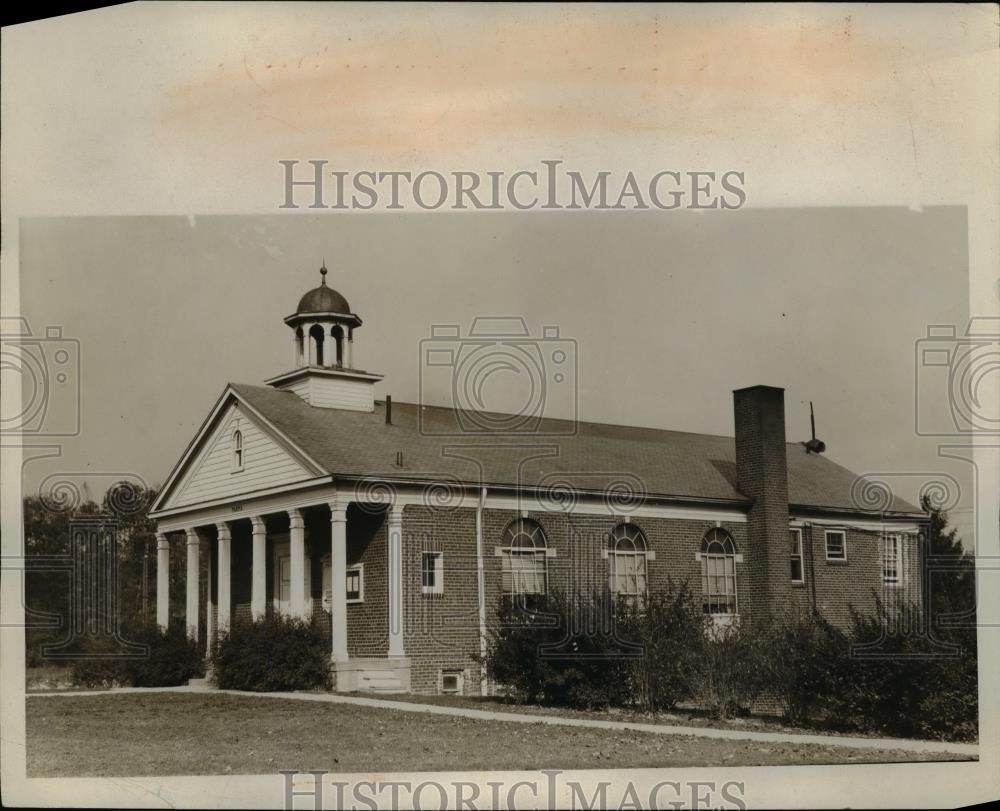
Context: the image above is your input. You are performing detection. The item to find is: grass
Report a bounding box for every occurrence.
[367,692,932,742]
[26,692,971,776]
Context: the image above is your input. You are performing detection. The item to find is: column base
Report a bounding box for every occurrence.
[330,657,411,694]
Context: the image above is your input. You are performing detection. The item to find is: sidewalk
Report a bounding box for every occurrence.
[29,685,978,758]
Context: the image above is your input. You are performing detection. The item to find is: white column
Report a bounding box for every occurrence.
[328,327,339,368]
[156,532,170,631]
[346,329,354,369]
[289,508,307,620]
[387,504,405,657]
[251,515,267,621]
[185,528,200,641]
[329,498,349,662]
[302,322,313,365]
[216,522,232,634]
[293,327,302,367]
[205,541,214,652]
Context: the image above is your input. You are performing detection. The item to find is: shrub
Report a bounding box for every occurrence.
[126,623,204,687]
[762,610,851,724]
[70,622,204,688]
[214,615,331,692]
[833,600,978,741]
[619,580,705,712]
[686,614,770,719]
[483,591,635,709]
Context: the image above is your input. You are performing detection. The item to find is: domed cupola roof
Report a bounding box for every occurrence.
[296,264,351,315]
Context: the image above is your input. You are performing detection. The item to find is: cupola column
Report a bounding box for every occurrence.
[302,321,314,365]
[346,328,354,369]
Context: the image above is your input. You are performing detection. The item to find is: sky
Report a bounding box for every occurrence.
[4,3,995,551]
[17,208,974,540]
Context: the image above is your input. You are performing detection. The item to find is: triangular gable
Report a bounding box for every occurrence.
[150,386,327,515]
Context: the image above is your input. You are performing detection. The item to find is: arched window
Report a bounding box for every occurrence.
[309,324,326,366]
[499,518,548,595]
[608,523,649,607]
[700,528,737,614]
[232,429,244,470]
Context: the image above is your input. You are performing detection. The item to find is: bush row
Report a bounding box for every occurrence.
[482,583,978,742]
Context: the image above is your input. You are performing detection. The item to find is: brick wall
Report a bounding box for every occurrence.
[201,498,923,694]
[733,385,792,621]
[401,505,482,694]
[802,524,923,632]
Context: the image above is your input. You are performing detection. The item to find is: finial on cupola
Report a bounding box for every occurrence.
[320,260,328,286]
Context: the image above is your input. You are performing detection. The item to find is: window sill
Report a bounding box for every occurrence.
[825,558,849,565]
[421,590,445,599]
[791,581,806,588]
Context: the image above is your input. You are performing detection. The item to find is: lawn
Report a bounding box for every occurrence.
[26,692,970,776]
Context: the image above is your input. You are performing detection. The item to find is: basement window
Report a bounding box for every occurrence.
[825,530,847,562]
[440,669,464,695]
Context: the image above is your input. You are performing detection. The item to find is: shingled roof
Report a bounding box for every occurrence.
[229,383,922,517]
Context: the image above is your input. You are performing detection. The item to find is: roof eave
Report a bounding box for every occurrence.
[789,502,927,522]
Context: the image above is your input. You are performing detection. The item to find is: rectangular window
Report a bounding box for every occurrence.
[346,564,364,603]
[825,530,847,561]
[790,528,804,582]
[421,551,444,595]
[321,558,363,606]
[883,534,902,585]
[501,549,547,595]
[609,551,648,608]
[701,553,737,614]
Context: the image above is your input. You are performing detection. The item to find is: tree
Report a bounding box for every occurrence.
[23,481,170,666]
[921,494,976,644]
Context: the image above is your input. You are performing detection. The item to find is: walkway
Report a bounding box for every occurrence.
[28,686,978,758]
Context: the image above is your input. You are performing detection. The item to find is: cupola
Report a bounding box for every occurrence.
[264,263,382,411]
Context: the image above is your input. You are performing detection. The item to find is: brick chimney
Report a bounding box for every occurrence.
[733,385,791,619]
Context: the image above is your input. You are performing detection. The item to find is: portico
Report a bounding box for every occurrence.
[153,490,409,691]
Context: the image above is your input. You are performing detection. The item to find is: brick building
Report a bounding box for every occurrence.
[148,268,925,695]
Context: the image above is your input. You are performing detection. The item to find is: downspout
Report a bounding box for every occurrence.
[476,486,488,696]
[806,522,819,613]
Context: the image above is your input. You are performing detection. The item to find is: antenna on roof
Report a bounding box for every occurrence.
[803,401,826,454]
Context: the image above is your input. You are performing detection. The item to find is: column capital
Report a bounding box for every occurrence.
[216,522,232,540]
[185,527,199,545]
[328,498,348,521]
[250,514,266,533]
[288,508,304,529]
[388,503,404,525]
[156,533,170,550]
